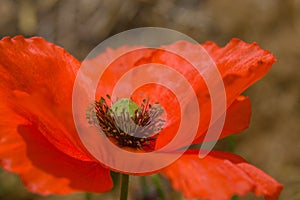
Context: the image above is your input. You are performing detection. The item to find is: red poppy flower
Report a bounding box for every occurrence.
[0,36,282,199]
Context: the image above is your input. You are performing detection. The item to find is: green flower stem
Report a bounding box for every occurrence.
[141,176,148,195]
[231,195,239,200]
[85,192,92,200]
[226,135,236,152]
[120,174,130,200]
[151,174,165,200]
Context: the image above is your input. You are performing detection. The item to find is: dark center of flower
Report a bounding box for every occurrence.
[86,95,165,151]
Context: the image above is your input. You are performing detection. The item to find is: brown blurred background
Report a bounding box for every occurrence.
[0,0,299,199]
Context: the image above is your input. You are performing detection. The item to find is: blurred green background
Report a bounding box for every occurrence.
[0,0,299,199]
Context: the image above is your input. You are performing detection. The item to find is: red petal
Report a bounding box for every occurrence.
[91,47,199,149]
[161,150,282,200]
[0,36,113,194]
[0,105,112,195]
[195,96,251,142]
[237,163,282,200]
[203,38,276,107]
[161,39,274,143]
[221,96,251,137]
[151,39,275,143]
[0,36,92,161]
[89,39,275,148]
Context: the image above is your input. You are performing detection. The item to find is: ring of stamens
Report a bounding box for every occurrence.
[86,95,165,151]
